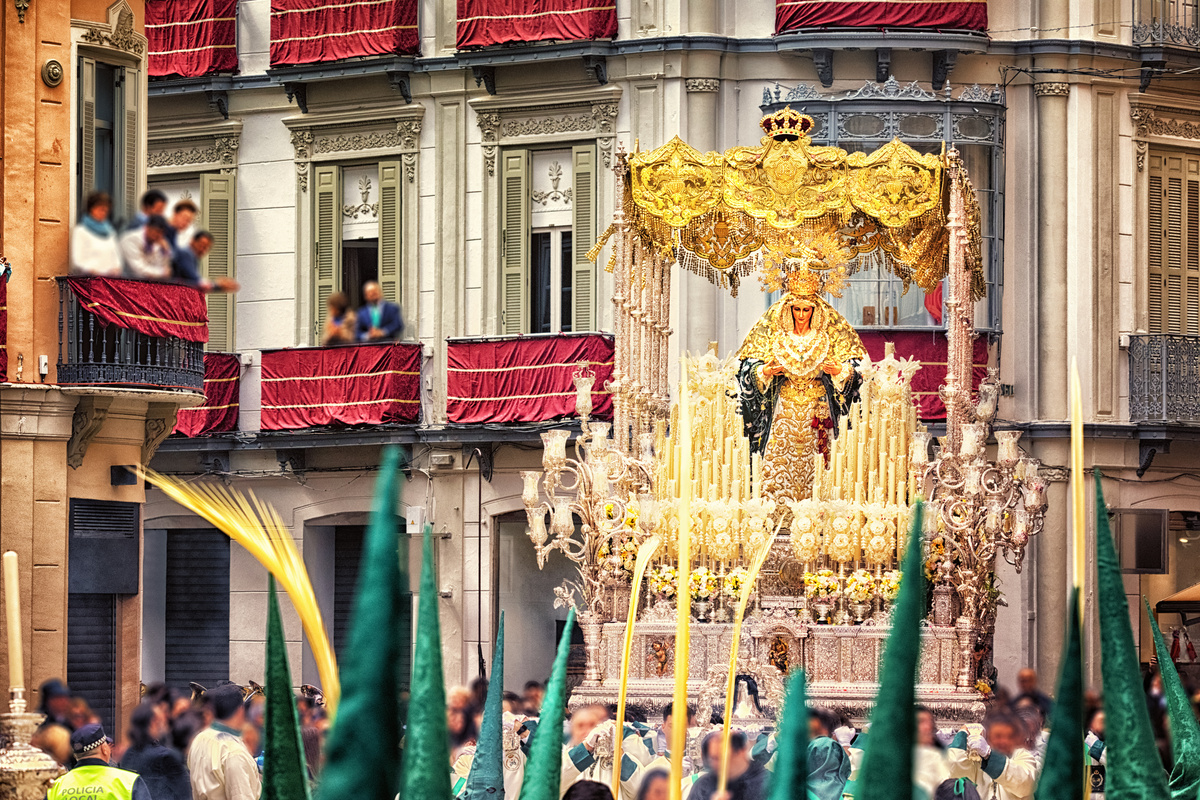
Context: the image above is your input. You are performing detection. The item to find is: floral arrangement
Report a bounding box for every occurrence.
[648,566,678,598]
[845,569,875,604]
[974,678,994,698]
[803,569,840,600]
[598,538,638,576]
[688,567,721,602]
[878,570,902,602]
[723,567,751,598]
[925,535,947,581]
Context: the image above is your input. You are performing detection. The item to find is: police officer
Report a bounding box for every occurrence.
[48,723,154,800]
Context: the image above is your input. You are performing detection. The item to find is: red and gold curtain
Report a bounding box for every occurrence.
[456,1,617,48]
[859,331,989,420]
[270,0,419,66]
[174,353,241,437]
[147,0,238,78]
[776,0,987,33]
[66,277,209,343]
[0,279,7,382]
[447,333,614,424]
[260,342,421,430]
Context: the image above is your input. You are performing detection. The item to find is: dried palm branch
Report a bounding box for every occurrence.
[141,468,340,714]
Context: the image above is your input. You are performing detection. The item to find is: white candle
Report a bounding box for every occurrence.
[4,552,23,693]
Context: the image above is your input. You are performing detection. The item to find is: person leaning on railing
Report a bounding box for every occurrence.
[171,230,239,294]
[70,191,123,277]
[119,214,174,280]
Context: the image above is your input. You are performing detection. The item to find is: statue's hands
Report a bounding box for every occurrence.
[761,361,785,379]
[821,361,843,376]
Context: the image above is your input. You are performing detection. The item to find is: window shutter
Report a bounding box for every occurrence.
[1149,155,1165,333]
[1150,152,1200,335]
[313,165,342,339]
[123,68,139,222]
[377,160,402,306]
[79,58,96,202]
[201,173,236,352]
[571,144,597,332]
[500,149,529,335]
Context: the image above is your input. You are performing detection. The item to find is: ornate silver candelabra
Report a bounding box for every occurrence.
[523,364,658,686]
[0,687,65,798]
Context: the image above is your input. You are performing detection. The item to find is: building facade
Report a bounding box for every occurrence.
[116,0,1200,704]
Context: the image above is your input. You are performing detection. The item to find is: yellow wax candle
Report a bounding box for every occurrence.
[752,453,762,500]
[834,446,843,498]
[1070,362,1085,598]
[856,434,866,492]
[670,368,693,800]
[3,552,23,693]
[888,434,898,504]
[813,453,824,500]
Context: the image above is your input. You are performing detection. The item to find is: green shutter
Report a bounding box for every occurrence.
[122,68,138,221]
[313,165,342,340]
[377,160,402,306]
[500,149,529,335]
[571,144,597,332]
[79,58,96,203]
[1150,152,1200,335]
[201,173,236,352]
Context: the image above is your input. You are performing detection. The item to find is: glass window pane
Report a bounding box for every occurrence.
[95,64,117,127]
[530,232,552,334]
[561,232,573,333]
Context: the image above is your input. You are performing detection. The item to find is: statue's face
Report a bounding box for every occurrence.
[791,301,815,331]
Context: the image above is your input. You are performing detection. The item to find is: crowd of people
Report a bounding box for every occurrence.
[39,660,1196,800]
[70,188,239,293]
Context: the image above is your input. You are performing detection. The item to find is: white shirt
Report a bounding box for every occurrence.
[187,724,261,800]
[70,223,123,276]
[119,227,171,280]
[948,743,1041,800]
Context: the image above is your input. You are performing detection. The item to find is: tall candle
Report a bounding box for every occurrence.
[670,367,693,800]
[3,552,23,693]
[1070,363,1086,602]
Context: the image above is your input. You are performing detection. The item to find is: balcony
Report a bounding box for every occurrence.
[1128,334,1200,423]
[57,277,205,393]
[1135,0,1200,49]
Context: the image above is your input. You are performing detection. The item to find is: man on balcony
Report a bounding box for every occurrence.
[172,231,239,293]
[120,215,173,280]
[356,280,403,342]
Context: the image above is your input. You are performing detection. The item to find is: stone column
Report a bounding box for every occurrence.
[1034,81,1070,421]
[689,0,719,35]
[683,76,721,352]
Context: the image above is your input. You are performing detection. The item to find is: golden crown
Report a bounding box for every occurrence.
[759,106,814,141]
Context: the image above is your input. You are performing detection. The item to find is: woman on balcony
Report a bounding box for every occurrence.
[322,292,357,346]
[70,191,122,277]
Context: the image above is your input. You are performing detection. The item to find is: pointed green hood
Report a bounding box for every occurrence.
[1144,599,1200,800]
[519,607,576,800]
[319,446,408,800]
[856,501,926,800]
[1095,471,1169,799]
[399,525,452,799]
[464,611,506,799]
[767,670,809,800]
[1033,586,1084,800]
[262,576,311,800]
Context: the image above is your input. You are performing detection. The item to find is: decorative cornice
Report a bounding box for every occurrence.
[477,101,620,176]
[315,131,402,154]
[147,136,239,171]
[1131,103,1200,141]
[685,78,720,94]
[290,130,314,193]
[78,3,146,56]
[290,118,422,190]
[1033,81,1070,98]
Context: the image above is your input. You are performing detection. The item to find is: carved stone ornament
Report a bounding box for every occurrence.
[41,59,63,87]
[1037,465,1070,483]
[148,136,239,171]
[143,403,177,464]
[291,117,422,191]
[14,0,28,23]
[79,4,146,56]
[685,78,720,94]
[478,101,618,177]
[67,396,113,470]
[1131,104,1200,171]
[845,75,938,102]
[1033,81,1070,98]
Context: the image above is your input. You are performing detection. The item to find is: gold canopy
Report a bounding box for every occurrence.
[597,108,986,299]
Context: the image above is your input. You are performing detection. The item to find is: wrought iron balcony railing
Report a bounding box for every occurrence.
[57,278,205,392]
[1128,334,1200,423]
[1135,0,1200,47]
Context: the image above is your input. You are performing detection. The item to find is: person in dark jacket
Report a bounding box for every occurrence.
[120,702,191,800]
[48,724,153,800]
[355,281,404,341]
[689,731,769,800]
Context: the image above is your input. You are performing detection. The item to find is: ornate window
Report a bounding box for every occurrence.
[1145,148,1200,334]
[761,78,1006,332]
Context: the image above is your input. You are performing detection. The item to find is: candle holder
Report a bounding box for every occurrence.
[0,689,64,799]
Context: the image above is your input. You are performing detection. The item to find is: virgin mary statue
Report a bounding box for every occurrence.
[737,290,865,503]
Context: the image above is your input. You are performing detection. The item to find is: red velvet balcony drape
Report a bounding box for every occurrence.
[174,353,241,436]
[65,277,209,343]
[456,1,618,49]
[776,0,987,33]
[858,331,989,421]
[446,333,614,424]
[260,342,421,430]
[270,0,419,66]
[147,0,238,78]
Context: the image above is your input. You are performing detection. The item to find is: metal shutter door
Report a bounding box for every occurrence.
[333,526,365,655]
[67,593,117,730]
[165,529,230,689]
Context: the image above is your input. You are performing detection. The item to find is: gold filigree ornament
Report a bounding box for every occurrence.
[629,136,725,228]
[824,501,859,564]
[742,498,775,556]
[707,502,740,563]
[846,139,945,227]
[788,499,824,563]
[861,503,897,566]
